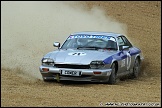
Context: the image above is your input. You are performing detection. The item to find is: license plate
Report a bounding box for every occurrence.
[61,70,81,76]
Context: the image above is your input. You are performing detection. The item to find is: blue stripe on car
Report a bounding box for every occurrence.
[130,48,141,56]
[103,52,126,64]
[103,47,141,64]
[103,56,113,64]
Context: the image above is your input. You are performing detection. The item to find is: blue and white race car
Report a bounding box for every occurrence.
[39,32,144,84]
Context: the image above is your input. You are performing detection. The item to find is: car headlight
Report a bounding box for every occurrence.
[90,61,105,69]
[42,58,54,66]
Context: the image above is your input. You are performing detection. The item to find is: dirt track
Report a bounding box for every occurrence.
[1,1,161,107]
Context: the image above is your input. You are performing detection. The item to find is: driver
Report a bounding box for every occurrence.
[77,38,87,46]
[107,37,117,49]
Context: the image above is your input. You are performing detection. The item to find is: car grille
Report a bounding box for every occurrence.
[54,64,90,69]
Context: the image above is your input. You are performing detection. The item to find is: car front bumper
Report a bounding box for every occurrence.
[39,65,112,82]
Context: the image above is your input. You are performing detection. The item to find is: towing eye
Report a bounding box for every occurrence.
[56,74,60,82]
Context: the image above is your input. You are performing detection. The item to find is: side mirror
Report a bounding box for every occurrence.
[53,42,60,48]
[122,46,129,49]
[119,45,129,51]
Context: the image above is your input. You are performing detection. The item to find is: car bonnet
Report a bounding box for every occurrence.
[45,49,116,65]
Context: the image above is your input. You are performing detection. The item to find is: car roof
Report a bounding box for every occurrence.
[71,31,123,38]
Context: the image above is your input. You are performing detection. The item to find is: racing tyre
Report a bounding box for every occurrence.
[132,58,140,78]
[108,63,116,84]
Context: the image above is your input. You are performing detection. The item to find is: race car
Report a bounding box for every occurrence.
[39,32,144,84]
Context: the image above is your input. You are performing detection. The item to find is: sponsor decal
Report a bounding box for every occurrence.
[68,35,111,40]
[121,59,126,67]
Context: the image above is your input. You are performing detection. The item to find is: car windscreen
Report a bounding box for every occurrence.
[61,35,117,50]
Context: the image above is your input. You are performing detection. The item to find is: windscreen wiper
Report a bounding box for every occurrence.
[77,46,102,50]
[104,47,118,50]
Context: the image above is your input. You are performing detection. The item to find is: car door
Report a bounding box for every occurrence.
[117,36,132,74]
[121,36,134,71]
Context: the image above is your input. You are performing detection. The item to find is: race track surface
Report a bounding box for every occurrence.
[1,1,161,107]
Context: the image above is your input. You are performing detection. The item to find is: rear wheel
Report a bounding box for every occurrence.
[108,63,116,84]
[132,58,140,78]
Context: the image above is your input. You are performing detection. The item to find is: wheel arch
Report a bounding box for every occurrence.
[111,60,118,74]
[135,54,141,64]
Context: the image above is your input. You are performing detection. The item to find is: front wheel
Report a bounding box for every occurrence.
[108,63,116,84]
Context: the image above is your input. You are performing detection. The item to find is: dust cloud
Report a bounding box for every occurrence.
[1,1,127,80]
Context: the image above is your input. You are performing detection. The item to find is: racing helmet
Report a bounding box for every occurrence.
[77,38,87,46]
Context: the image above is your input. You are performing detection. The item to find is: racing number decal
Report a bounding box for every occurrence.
[73,53,80,56]
[126,52,131,70]
[68,52,86,56]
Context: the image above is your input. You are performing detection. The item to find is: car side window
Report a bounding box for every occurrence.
[122,36,133,47]
[117,36,132,48]
[117,36,126,46]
